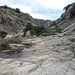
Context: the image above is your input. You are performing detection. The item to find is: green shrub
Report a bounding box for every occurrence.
[23,22,62,36]
[0,5,8,9]
[22,23,33,37]
[26,23,33,31]
[15,8,20,13]
[31,26,46,36]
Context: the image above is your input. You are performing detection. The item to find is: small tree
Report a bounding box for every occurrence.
[23,23,33,36]
[25,23,33,31]
[31,26,46,36]
[3,5,7,8]
[15,8,20,13]
[0,5,8,9]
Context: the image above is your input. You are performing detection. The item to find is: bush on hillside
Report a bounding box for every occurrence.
[15,8,20,13]
[25,23,33,31]
[0,5,8,9]
[31,26,46,36]
[0,30,7,38]
[22,23,33,36]
[0,5,21,13]
[23,23,46,36]
[23,22,62,36]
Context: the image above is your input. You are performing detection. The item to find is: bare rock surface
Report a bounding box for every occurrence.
[0,35,75,75]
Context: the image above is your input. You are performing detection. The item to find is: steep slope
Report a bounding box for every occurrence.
[57,2,75,29]
[0,6,37,34]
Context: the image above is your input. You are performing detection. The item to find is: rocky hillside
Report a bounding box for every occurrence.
[42,2,75,33]
[34,18,51,26]
[0,3,75,35]
[57,2,75,30]
[0,5,37,34]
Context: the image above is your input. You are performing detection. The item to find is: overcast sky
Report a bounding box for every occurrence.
[0,0,75,20]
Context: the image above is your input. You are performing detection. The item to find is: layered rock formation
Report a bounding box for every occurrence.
[0,6,37,34]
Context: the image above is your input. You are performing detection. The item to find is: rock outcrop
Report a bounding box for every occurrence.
[57,3,75,30]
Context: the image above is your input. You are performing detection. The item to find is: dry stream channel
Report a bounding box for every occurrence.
[0,35,75,75]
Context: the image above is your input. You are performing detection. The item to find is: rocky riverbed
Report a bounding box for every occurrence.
[0,34,75,75]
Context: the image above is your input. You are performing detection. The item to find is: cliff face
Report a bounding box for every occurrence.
[57,3,75,29]
[0,6,37,34]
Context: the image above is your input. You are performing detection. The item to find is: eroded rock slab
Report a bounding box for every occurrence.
[0,36,75,75]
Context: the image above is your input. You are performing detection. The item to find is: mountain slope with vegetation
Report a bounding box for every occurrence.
[34,18,51,26]
[0,5,37,34]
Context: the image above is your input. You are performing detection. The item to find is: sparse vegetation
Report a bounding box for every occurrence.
[0,30,7,38]
[23,23,33,36]
[23,22,62,36]
[0,5,20,13]
[0,5,8,9]
[44,26,62,35]
[23,22,47,36]
[31,25,46,36]
[50,21,57,26]
[15,8,20,13]
[25,23,33,31]
[45,21,62,35]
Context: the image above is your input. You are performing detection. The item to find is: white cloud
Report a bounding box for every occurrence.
[35,0,67,9]
[19,0,70,9]
[8,4,31,13]
[0,0,75,20]
[0,0,9,3]
[30,13,51,20]
[0,0,10,4]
